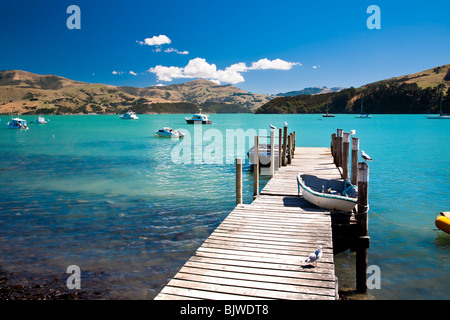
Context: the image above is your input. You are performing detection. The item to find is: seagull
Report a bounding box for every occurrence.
[350,129,356,135]
[304,245,322,267]
[284,121,288,126]
[361,150,373,162]
[269,124,277,130]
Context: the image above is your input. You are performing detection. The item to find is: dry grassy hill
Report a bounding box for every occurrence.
[0,70,272,115]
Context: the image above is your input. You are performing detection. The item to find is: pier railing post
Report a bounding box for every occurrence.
[282,126,288,166]
[236,158,242,205]
[336,129,343,168]
[287,134,292,165]
[278,128,282,169]
[351,137,359,185]
[270,130,275,177]
[331,133,336,160]
[342,132,350,179]
[356,162,370,293]
[292,131,296,157]
[253,135,260,198]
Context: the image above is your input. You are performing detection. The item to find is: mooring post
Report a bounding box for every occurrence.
[336,129,343,168]
[278,128,282,169]
[282,126,288,166]
[342,132,350,179]
[270,129,275,177]
[331,133,336,161]
[292,131,296,157]
[253,135,260,198]
[351,137,359,186]
[287,134,292,165]
[236,158,242,205]
[356,162,370,293]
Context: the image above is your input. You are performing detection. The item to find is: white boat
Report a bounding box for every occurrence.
[297,173,357,212]
[7,118,29,130]
[355,96,372,118]
[155,127,185,138]
[247,143,282,167]
[34,115,48,124]
[120,110,139,120]
[185,109,212,124]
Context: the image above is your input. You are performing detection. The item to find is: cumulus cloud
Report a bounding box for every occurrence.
[249,58,301,70]
[148,57,300,84]
[129,71,137,76]
[143,35,171,46]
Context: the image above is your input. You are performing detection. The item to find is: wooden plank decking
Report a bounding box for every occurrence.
[154,147,341,300]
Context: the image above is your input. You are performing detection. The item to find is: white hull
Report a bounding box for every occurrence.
[297,174,357,212]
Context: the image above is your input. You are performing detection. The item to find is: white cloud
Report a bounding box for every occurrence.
[129,71,137,76]
[144,35,171,46]
[164,47,189,55]
[112,70,123,75]
[148,57,300,84]
[249,58,301,70]
[312,65,320,69]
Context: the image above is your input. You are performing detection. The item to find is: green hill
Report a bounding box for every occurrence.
[256,64,450,114]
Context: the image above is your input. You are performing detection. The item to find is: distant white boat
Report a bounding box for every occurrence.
[34,115,48,124]
[7,118,29,130]
[120,110,139,120]
[356,96,372,118]
[155,127,185,138]
[297,173,357,213]
[185,109,212,124]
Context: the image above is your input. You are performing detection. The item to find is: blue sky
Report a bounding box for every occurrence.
[0,0,449,94]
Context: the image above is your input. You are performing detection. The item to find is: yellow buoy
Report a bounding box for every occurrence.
[435,212,450,234]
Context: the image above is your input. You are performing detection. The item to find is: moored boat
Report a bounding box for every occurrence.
[155,127,185,138]
[34,115,48,124]
[7,118,29,130]
[185,109,212,124]
[435,212,450,234]
[297,173,357,212]
[120,110,139,120]
[356,96,372,118]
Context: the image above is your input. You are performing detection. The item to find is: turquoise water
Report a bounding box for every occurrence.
[0,114,449,299]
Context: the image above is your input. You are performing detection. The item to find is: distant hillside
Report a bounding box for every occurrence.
[277,86,345,96]
[256,64,450,114]
[0,71,272,115]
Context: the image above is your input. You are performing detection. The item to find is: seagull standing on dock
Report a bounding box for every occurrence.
[304,245,322,267]
[351,129,356,135]
[361,150,373,162]
[284,121,288,126]
[270,124,277,130]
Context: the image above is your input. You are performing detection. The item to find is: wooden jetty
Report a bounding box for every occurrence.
[155,128,369,300]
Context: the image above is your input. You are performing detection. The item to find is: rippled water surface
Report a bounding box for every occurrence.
[0,114,449,299]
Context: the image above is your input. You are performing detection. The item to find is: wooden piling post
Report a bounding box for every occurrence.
[342,132,350,179]
[336,129,343,167]
[356,162,370,293]
[278,128,282,169]
[253,135,260,198]
[287,134,292,165]
[351,137,359,185]
[331,133,336,162]
[270,129,275,177]
[235,158,242,205]
[292,131,296,157]
[282,126,288,166]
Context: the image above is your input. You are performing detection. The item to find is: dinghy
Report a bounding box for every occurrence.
[297,173,357,212]
[435,212,450,234]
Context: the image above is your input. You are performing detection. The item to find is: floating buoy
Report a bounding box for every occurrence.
[435,212,450,234]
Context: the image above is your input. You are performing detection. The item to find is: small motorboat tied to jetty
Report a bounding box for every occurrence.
[297,173,358,213]
[155,127,185,138]
[7,118,29,130]
[435,212,450,234]
[247,143,282,166]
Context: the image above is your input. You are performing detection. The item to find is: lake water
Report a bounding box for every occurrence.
[0,114,449,300]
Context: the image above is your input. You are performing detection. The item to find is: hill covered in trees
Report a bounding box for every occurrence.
[256,64,450,114]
